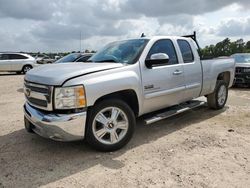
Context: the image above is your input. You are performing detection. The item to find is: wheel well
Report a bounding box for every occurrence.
[22,64,32,70]
[94,90,139,117]
[217,72,230,86]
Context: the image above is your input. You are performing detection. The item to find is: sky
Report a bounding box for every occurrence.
[0,0,250,52]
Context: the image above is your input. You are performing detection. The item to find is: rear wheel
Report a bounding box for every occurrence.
[22,65,32,74]
[207,80,228,110]
[86,99,135,151]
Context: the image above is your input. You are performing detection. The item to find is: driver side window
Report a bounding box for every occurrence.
[147,39,178,65]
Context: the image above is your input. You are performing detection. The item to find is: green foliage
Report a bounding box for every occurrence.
[201,38,250,58]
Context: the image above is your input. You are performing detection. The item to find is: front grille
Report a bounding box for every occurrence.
[24,81,53,111]
[235,67,243,74]
[236,67,250,74]
[28,97,48,107]
[243,68,250,73]
[25,84,49,93]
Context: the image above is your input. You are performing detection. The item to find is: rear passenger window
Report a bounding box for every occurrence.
[9,54,28,60]
[177,40,194,63]
[0,54,9,60]
[76,55,91,62]
[147,39,178,65]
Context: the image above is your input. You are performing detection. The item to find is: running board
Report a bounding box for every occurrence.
[144,100,206,125]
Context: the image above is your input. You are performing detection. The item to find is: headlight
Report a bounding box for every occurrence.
[54,85,86,109]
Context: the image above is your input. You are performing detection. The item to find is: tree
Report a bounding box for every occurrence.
[246,41,250,50]
[201,38,250,58]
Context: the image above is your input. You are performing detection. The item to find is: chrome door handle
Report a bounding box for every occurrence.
[173,70,183,75]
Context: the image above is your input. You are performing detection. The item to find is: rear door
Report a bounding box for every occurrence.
[0,54,11,71]
[177,39,202,101]
[141,39,185,113]
[9,54,28,71]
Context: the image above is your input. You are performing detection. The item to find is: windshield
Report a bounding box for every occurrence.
[88,39,149,64]
[55,53,81,63]
[233,54,250,63]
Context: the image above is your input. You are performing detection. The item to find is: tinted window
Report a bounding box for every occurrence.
[55,53,81,63]
[9,54,28,60]
[0,54,10,60]
[76,55,92,62]
[147,39,178,65]
[177,40,194,63]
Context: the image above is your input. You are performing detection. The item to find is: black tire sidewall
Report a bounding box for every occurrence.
[22,65,32,74]
[86,99,135,151]
[24,116,34,133]
[215,81,228,109]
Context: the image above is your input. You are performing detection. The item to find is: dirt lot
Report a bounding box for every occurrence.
[0,73,249,188]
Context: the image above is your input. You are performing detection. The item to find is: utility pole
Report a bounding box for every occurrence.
[80,31,82,52]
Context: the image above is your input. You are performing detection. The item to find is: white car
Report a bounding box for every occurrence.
[0,53,38,74]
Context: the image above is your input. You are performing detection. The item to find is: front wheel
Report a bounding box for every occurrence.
[86,99,135,151]
[22,65,32,74]
[207,80,228,110]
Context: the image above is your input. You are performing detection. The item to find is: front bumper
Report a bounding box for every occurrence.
[24,102,87,141]
[234,73,250,85]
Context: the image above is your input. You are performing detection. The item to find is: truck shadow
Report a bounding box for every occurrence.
[0,73,20,76]
[0,105,226,187]
[17,88,23,93]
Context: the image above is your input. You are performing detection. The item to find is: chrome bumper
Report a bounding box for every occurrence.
[24,102,87,141]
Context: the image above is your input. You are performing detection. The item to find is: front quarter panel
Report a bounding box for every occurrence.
[63,64,143,115]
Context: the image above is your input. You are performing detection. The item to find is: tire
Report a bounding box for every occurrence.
[24,116,34,133]
[22,65,32,74]
[207,80,228,110]
[86,99,135,151]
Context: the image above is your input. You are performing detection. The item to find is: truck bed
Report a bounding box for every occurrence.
[201,57,235,96]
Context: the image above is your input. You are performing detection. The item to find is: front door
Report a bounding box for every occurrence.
[141,39,185,114]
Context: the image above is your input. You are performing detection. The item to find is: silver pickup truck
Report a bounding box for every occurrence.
[23,34,235,151]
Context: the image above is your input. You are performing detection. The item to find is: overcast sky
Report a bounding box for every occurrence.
[0,0,250,52]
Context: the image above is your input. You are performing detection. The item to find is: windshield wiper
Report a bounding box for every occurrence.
[95,59,117,63]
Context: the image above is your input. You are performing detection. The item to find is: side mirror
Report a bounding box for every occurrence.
[145,53,169,68]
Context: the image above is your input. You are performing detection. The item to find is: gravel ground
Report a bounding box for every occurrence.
[0,73,250,188]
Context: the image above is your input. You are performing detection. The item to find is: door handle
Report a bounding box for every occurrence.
[173,70,183,75]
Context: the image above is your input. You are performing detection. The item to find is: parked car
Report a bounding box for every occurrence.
[54,53,93,64]
[0,53,38,74]
[36,56,55,64]
[231,53,250,87]
[23,34,235,151]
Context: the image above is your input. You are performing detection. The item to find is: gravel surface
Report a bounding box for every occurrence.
[0,73,250,188]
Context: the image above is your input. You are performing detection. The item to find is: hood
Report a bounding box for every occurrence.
[25,62,123,85]
[235,62,250,68]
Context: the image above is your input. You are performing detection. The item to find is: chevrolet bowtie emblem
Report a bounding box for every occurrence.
[25,88,31,97]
